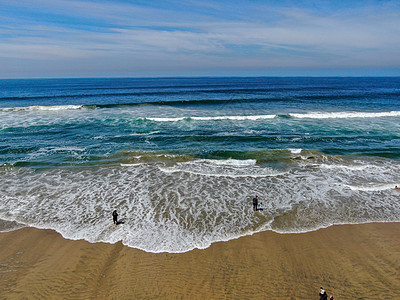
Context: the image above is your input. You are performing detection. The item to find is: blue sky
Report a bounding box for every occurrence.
[0,0,399,78]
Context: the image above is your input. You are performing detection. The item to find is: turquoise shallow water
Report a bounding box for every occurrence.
[0,77,400,252]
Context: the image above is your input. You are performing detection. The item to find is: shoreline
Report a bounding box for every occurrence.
[1,223,400,299]
[1,220,398,253]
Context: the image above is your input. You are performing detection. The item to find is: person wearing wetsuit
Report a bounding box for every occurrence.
[253,196,258,211]
[112,210,118,225]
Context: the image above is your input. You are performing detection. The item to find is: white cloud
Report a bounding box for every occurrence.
[0,1,399,77]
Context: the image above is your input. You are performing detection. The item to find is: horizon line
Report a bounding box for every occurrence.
[1,75,400,80]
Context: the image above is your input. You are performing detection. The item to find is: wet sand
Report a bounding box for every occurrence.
[0,223,399,299]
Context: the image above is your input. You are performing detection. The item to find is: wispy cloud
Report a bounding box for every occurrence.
[0,0,399,77]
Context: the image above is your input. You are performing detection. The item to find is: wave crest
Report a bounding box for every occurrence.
[290,111,400,119]
[145,115,276,122]
[0,105,84,112]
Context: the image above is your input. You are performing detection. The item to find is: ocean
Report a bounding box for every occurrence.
[0,77,400,253]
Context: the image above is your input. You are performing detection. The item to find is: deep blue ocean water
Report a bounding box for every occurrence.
[1,77,400,252]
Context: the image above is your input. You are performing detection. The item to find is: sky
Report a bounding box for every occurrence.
[0,0,400,78]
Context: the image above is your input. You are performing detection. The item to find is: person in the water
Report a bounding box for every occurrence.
[252,196,258,211]
[112,210,118,225]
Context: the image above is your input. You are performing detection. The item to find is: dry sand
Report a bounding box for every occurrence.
[0,223,399,299]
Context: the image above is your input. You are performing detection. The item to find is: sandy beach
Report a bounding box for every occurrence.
[0,223,399,299]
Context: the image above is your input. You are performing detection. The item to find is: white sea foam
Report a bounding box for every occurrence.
[289,111,400,119]
[159,167,286,178]
[202,158,257,167]
[146,114,276,122]
[158,158,284,178]
[146,116,187,122]
[116,131,161,137]
[1,157,399,253]
[344,183,399,191]
[27,147,86,159]
[318,164,368,171]
[52,147,86,152]
[0,105,84,112]
[288,148,302,154]
[141,111,400,122]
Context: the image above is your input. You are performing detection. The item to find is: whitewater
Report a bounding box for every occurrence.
[0,77,399,253]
